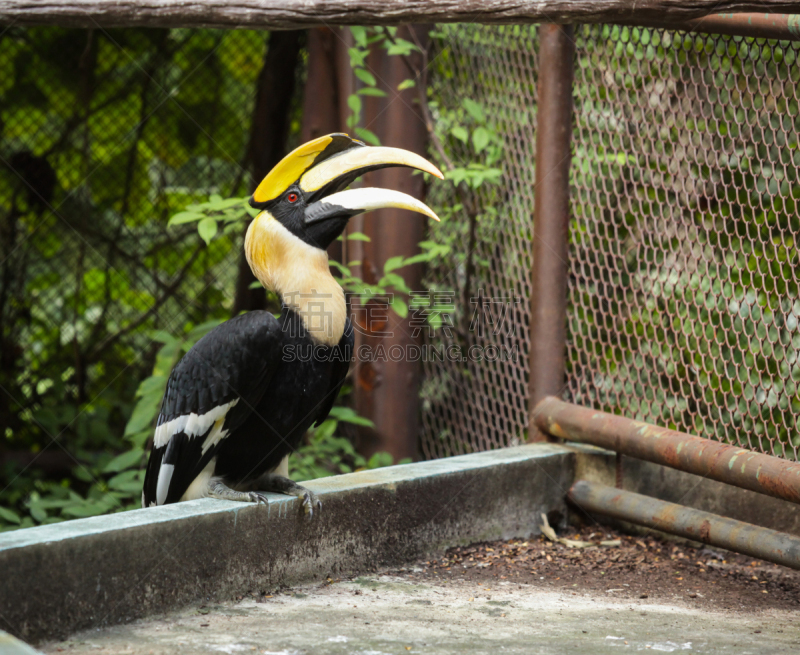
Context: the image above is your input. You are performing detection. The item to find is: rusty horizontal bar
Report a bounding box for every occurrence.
[628,13,800,41]
[569,480,800,570]
[534,396,800,504]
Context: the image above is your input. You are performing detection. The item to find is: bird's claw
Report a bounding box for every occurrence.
[300,490,322,518]
[249,492,269,506]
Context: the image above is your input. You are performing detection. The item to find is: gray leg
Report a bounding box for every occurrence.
[256,473,322,518]
[208,479,269,505]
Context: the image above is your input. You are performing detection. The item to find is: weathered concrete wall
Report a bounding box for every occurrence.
[570,444,800,536]
[0,444,573,644]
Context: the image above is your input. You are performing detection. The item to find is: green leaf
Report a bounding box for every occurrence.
[249,280,263,289]
[108,470,144,493]
[472,127,491,153]
[354,127,380,146]
[350,26,368,48]
[380,273,411,295]
[397,78,416,91]
[312,418,338,441]
[204,197,246,210]
[124,399,159,436]
[450,125,469,143]
[29,503,48,523]
[357,87,387,97]
[168,211,206,226]
[347,94,363,114]
[148,330,178,345]
[198,217,218,245]
[73,467,95,483]
[135,375,168,399]
[354,68,376,86]
[0,506,21,524]
[103,449,144,473]
[328,406,375,428]
[366,452,394,469]
[383,255,406,273]
[401,252,435,266]
[62,500,114,518]
[329,260,352,277]
[386,39,417,56]
[462,98,485,123]
[390,296,408,318]
[348,47,368,69]
[347,232,371,242]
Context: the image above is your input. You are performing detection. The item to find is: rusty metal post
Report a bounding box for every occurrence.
[528,24,575,441]
[569,480,800,571]
[536,396,800,505]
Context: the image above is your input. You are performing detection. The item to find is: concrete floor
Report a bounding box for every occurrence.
[42,574,800,655]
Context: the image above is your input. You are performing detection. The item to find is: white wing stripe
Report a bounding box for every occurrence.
[156,463,175,505]
[154,399,239,448]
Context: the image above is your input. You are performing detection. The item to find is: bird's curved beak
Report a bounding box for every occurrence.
[249,133,443,224]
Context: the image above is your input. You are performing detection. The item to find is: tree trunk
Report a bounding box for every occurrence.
[353,26,430,462]
[232,30,303,316]
[301,26,344,265]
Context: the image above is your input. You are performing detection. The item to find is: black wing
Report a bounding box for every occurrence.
[312,318,354,427]
[142,311,283,506]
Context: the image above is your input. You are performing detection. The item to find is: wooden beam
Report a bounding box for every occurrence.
[2,1,800,30]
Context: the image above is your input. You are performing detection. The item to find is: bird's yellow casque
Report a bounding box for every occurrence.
[143,133,442,512]
[252,133,442,203]
[246,134,441,347]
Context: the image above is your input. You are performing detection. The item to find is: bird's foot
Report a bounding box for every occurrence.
[293,487,322,518]
[255,473,322,518]
[208,479,268,505]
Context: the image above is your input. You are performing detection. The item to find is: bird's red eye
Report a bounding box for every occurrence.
[287,192,298,203]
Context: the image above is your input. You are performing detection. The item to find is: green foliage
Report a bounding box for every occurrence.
[290,405,410,481]
[0,26,265,531]
[0,318,228,531]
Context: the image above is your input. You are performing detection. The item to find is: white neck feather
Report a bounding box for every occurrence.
[245,213,347,347]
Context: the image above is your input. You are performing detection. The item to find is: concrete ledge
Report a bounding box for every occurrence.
[0,630,45,655]
[0,444,573,644]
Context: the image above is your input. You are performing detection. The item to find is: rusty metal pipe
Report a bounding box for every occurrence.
[569,480,800,570]
[535,396,800,504]
[627,13,800,41]
[528,24,574,441]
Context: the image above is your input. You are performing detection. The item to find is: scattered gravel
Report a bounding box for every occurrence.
[401,525,800,612]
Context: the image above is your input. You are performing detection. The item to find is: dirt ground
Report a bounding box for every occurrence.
[400,524,800,614]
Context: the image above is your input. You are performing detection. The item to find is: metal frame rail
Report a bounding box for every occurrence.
[534,397,800,568]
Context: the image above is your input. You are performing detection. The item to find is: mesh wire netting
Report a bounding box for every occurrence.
[1,27,265,450]
[422,25,539,459]
[423,24,800,460]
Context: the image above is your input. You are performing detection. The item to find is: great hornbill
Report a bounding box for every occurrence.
[142,134,442,513]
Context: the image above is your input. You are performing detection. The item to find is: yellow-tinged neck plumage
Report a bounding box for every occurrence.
[245,212,346,347]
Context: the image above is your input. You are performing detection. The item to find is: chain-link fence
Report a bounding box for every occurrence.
[6,22,800,469]
[422,24,800,461]
[568,26,800,458]
[422,25,539,459]
[1,27,265,455]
